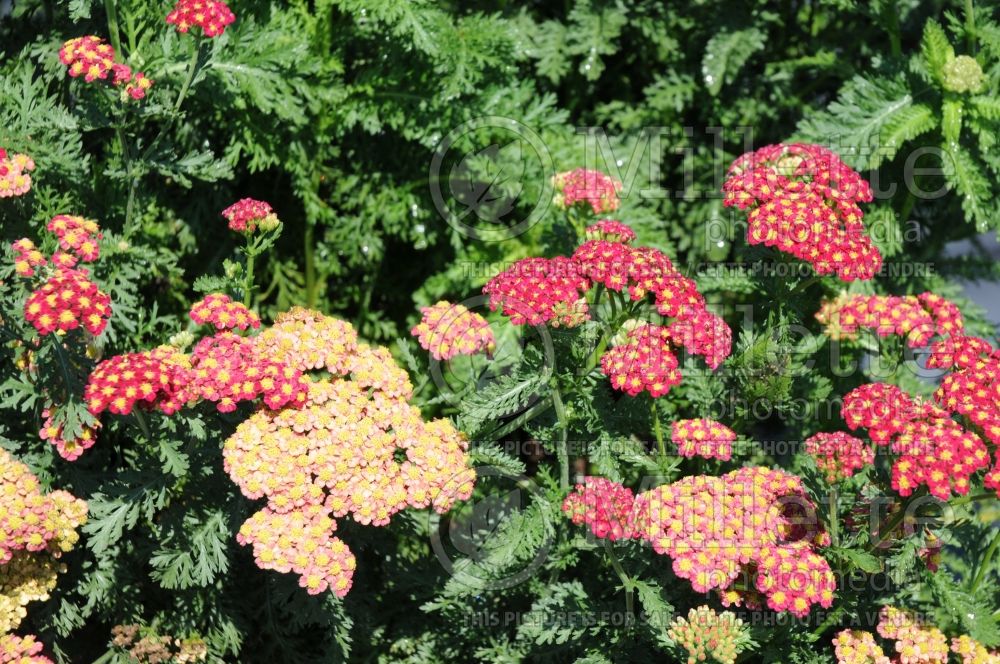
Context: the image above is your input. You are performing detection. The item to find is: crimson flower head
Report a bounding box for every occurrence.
[804,431,874,483]
[222,198,280,233]
[59,36,116,82]
[553,168,622,215]
[723,143,881,281]
[23,268,112,337]
[483,256,590,327]
[166,0,236,38]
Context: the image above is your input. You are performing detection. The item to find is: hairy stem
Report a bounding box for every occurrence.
[604,541,635,627]
[651,399,665,458]
[551,384,570,490]
[103,0,122,55]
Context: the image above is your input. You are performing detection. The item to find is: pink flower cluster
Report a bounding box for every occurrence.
[221,198,278,233]
[483,257,590,327]
[0,634,54,664]
[223,309,475,596]
[562,477,636,541]
[833,629,892,664]
[58,36,152,100]
[48,214,103,263]
[665,308,733,370]
[671,418,737,461]
[805,432,874,483]
[553,168,622,215]
[601,323,681,397]
[11,239,45,278]
[816,293,963,347]
[166,0,236,38]
[952,635,1000,664]
[584,219,635,243]
[0,147,35,198]
[564,468,835,618]
[39,408,100,461]
[83,347,188,416]
[411,301,496,361]
[841,383,991,499]
[189,293,261,331]
[876,606,950,664]
[724,143,881,281]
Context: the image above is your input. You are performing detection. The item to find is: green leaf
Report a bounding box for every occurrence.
[920,20,955,85]
[830,547,882,573]
[941,98,964,143]
[941,142,993,230]
[701,28,766,96]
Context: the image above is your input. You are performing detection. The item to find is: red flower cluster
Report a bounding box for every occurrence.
[805,432,874,483]
[47,215,102,263]
[483,257,590,327]
[670,418,737,461]
[562,477,636,540]
[817,293,963,347]
[221,198,279,233]
[666,308,733,370]
[553,168,622,215]
[585,219,635,243]
[58,36,152,100]
[842,383,991,499]
[166,0,236,37]
[410,301,495,361]
[189,293,261,331]
[23,268,112,336]
[39,409,100,461]
[84,348,189,416]
[11,239,46,277]
[185,332,309,412]
[566,469,835,618]
[601,323,681,397]
[0,147,35,198]
[723,143,880,281]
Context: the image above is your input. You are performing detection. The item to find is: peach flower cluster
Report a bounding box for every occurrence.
[833,630,892,664]
[670,418,737,461]
[951,635,1000,664]
[0,148,35,198]
[58,36,152,100]
[411,301,495,361]
[564,468,834,618]
[0,634,53,663]
[667,606,748,664]
[876,607,949,664]
[223,309,475,596]
[805,431,874,483]
[816,293,963,347]
[723,143,880,281]
[552,168,622,215]
[189,293,261,331]
[166,0,236,38]
[841,383,991,500]
[47,215,103,264]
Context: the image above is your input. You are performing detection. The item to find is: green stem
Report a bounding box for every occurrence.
[965,0,977,53]
[551,384,570,490]
[884,0,902,58]
[103,0,122,56]
[969,530,1000,593]
[174,42,201,114]
[651,399,665,457]
[790,274,822,296]
[243,245,257,307]
[949,492,996,507]
[133,409,153,442]
[828,488,839,546]
[869,493,924,551]
[304,221,317,308]
[604,541,634,627]
[584,332,610,374]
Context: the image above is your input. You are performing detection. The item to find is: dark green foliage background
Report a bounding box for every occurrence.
[0,0,998,662]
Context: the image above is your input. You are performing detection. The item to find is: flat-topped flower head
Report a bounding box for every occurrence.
[189,293,261,331]
[0,148,35,198]
[552,168,622,215]
[0,634,55,664]
[724,143,881,281]
[833,630,891,664]
[666,308,732,370]
[876,607,949,664]
[84,348,187,416]
[47,215,102,263]
[600,323,681,397]
[817,292,962,348]
[59,36,116,82]
[221,198,279,233]
[39,409,100,461]
[562,477,636,540]
[670,418,737,461]
[805,432,874,483]
[951,635,1000,664]
[23,268,112,337]
[483,256,590,327]
[411,301,495,361]
[166,0,236,37]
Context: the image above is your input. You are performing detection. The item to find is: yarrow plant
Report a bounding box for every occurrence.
[59,36,152,100]
[0,148,35,198]
[410,301,495,361]
[165,0,236,38]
